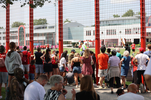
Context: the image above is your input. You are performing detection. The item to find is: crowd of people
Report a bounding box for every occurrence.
[0,41,151,100]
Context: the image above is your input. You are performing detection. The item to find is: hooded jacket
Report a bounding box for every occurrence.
[5,51,22,74]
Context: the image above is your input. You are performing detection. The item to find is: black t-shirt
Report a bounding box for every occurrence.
[76,91,100,100]
[125,46,131,54]
[35,52,43,64]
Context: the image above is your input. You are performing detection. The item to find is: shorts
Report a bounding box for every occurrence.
[73,66,81,74]
[132,49,135,52]
[98,69,107,77]
[121,67,129,77]
[44,63,53,72]
[52,64,58,69]
[23,64,30,72]
[0,72,8,83]
[29,73,34,80]
[59,67,65,72]
[35,64,43,73]
[137,70,145,84]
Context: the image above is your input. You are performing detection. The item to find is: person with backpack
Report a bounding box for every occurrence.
[22,46,31,79]
[0,45,8,99]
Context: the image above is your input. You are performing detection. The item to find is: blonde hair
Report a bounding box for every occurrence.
[80,75,97,100]
[83,49,90,58]
[123,50,129,56]
[74,53,80,57]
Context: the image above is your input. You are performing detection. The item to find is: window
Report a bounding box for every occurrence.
[3,43,5,45]
[3,32,5,34]
[3,37,5,40]
[0,37,1,40]
[93,30,95,36]
[125,29,131,35]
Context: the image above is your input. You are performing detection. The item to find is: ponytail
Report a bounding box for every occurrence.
[7,42,16,57]
[7,50,14,57]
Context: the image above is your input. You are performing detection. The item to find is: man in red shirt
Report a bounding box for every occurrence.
[131,42,135,55]
[0,45,8,99]
[22,46,31,79]
[98,46,109,89]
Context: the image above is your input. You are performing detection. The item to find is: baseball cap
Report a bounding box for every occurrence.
[139,47,144,52]
[71,49,76,53]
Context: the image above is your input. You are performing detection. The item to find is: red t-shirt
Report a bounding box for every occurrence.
[98,53,109,69]
[22,51,31,64]
[131,58,137,72]
[29,65,35,74]
[0,53,7,72]
[131,44,135,49]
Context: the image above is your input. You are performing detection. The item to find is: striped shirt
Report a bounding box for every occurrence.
[44,89,61,100]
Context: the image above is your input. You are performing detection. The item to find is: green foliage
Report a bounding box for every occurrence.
[34,18,47,25]
[126,42,132,45]
[0,27,4,29]
[0,0,51,8]
[64,19,72,23]
[113,14,120,18]
[11,21,25,28]
[122,9,135,17]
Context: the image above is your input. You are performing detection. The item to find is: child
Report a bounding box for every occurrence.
[29,60,35,82]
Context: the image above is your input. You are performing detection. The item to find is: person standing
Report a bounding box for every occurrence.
[125,44,131,54]
[131,42,135,56]
[22,46,31,79]
[5,42,22,88]
[133,47,150,92]
[120,51,131,89]
[68,49,76,71]
[80,41,87,56]
[81,49,93,76]
[90,51,96,84]
[41,48,53,80]
[59,52,67,77]
[0,45,8,99]
[24,75,48,100]
[98,46,109,89]
[116,48,122,60]
[34,47,43,78]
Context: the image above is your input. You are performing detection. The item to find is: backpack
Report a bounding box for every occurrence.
[22,51,28,64]
[51,57,56,65]
[0,54,5,67]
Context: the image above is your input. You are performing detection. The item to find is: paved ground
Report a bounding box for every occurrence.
[44,84,151,100]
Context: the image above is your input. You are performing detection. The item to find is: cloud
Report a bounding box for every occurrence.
[111,0,138,3]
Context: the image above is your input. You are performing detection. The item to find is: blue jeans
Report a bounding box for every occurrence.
[29,73,35,80]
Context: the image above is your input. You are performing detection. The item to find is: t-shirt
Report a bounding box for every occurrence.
[116,52,122,60]
[35,52,43,64]
[22,51,31,64]
[125,46,131,54]
[108,56,120,67]
[24,81,45,100]
[98,53,109,69]
[118,92,144,100]
[144,59,151,75]
[135,53,149,70]
[131,58,137,72]
[29,65,35,74]
[131,44,135,49]
[59,57,66,68]
[0,53,7,72]
[65,72,74,84]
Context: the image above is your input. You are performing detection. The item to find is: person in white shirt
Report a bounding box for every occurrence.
[24,75,48,100]
[118,83,144,100]
[59,52,67,77]
[133,47,150,91]
[144,59,151,91]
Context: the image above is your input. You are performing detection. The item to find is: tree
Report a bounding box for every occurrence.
[0,27,3,29]
[64,19,72,23]
[113,14,120,18]
[0,0,51,8]
[122,9,135,17]
[34,18,47,25]
[11,22,25,28]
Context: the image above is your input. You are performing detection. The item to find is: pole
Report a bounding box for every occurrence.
[29,0,34,55]
[55,1,57,45]
[6,4,10,53]
[140,0,146,50]
[95,0,100,85]
[58,0,63,58]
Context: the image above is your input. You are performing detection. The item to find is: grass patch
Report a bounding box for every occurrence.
[1,87,6,100]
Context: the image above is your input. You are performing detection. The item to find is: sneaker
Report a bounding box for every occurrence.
[76,85,79,88]
[104,86,107,89]
[0,96,2,99]
[93,84,98,88]
[99,86,103,89]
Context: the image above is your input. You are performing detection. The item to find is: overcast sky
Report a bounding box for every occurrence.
[0,0,151,28]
